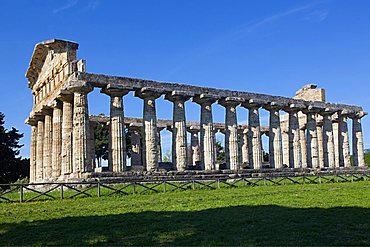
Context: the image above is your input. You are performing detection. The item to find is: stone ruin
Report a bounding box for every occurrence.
[25,39,367,182]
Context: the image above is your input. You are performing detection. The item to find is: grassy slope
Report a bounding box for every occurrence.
[0,182,369,246]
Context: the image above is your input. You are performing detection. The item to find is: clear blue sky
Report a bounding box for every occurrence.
[1,0,370,158]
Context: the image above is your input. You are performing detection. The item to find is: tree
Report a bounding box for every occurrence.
[216,140,225,164]
[0,112,29,185]
[93,115,132,167]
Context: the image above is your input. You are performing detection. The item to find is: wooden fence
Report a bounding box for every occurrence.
[1,171,369,203]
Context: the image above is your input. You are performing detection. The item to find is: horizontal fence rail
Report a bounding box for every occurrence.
[1,171,369,203]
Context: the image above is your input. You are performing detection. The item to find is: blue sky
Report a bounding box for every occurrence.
[1,0,370,158]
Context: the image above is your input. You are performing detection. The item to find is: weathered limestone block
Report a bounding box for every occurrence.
[351,111,367,167]
[51,101,63,179]
[193,95,217,171]
[102,86,129,173]
[219,97,242,170]
[338,112,351,167]
[322,111,335,168]
[243,100,263,169]
[43,110,53,180]
[165,92,191,171]
[305,110,319,168]
[135,88,162,171]
[264,103,283,169]
[60,96,73,175]
[69,81,93,175]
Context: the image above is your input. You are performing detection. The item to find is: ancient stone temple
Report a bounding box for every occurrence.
[25,39,367,182]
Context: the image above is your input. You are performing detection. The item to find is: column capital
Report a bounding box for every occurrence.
[301,105,324,114]
[319,107,338,116]
[349,111,367,119]
[101,84,130,97]
[218,97,244,107]
[192,94,219,105]
[67,80,93,94]
[164,90,192,102]
[187,126,200,133]
[134,87,162,99]
[283,103,306,113]
[49,100,63,109]
[241,98,265,108]
[25,117,38,126]
[263,101,285,111]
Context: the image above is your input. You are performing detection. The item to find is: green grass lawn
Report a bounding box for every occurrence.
[0,181,369,246]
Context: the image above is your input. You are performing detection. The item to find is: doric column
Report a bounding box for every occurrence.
[60,95,73,175]
[102,85,129,173]
[130,126,142,167]
[89,123,96,170]
[332,114,340,168]
[69,81,93,175]
[317,121,324,168]
[189,127,201,166]
[219,97,242,170]
[264,102,283,169]
[321,109,336,168]
[242,99,263,169]
[157,127,164,163]
[238,128,249,168]
[165,92,191,171]
[304,107,320,168]
[43,110,53,180]
[299,117,308,168]
[135,88,162,171]
[51,100,63,179]
[193,94,217,171]
[350,111,367,167]
[36,118,44,181]
[338,111,351,167]
[26,118,37,183]
[284,104,304,168]
[282,128,289,167]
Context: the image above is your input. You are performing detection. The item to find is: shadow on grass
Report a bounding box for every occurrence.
[1,205,369,246]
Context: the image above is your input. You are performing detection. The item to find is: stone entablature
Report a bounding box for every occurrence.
[25,39,367,183]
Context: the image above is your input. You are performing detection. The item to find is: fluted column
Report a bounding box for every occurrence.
[332,114,340,168]
[193,95,217,171]
[130,126,142,167]
[299,117,308,168]
[189,127,201,166]
[27,118,37,183]
[43,110,53,180]
[51,101,63,179]
[351,111,367,167]
[238,128,249,168]
[102,86,129,173]
[285,104,304,168]
[264,103,283,169]
[60,95,73,175]
[305,109,320,168]
[135,88,162,171]
[89,123,96,170]
[282,129,289,167]
[69,81,93,175]
[242,100,263,169]
[165,92,191,171]
[36,118,44,181]
[338,111,351,167]
[317,122,324,168]
[220,97,241,170]
[321,110,336,168]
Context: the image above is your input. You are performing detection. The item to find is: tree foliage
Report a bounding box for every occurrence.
[0,112,29,185]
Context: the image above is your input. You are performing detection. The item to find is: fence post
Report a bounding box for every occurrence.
[97,182,101,197]
[132,182,136,194]
[192,180,195,190]
[242,178,245,187]
[217,179,220,189]
[163,180,166,193]
[19,185,23,203]
[60,184,64,199]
